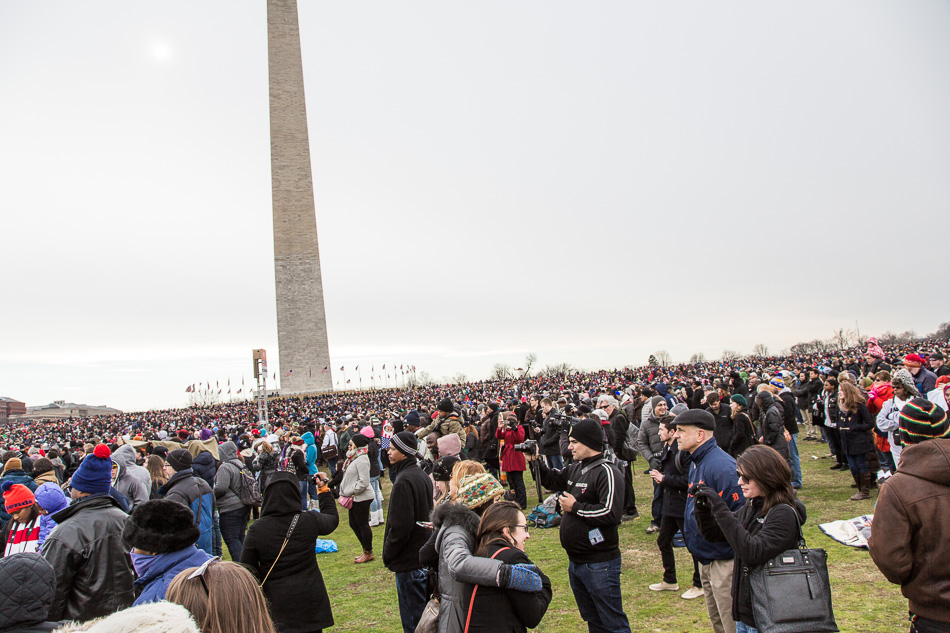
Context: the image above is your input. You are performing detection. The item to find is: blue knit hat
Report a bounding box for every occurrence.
[70,444,113,495]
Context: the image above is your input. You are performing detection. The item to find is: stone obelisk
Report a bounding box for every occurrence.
[267,0,332,394]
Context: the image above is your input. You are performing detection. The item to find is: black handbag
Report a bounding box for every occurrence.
[747,504,838,633]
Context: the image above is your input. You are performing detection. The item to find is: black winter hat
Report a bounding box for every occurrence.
[351,434,371,448]
[123,499,199,554]
[166,448,193,472]
[391,431,420,457]
[569,418,605,452]
[437,398,454,413]
[670,409,716,431]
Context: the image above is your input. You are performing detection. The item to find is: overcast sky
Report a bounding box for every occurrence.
[2,1,947,412]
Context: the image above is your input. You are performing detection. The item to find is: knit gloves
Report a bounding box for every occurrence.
[497,563,543,592]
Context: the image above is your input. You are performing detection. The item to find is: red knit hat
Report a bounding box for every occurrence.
[1,481,35,513]
[904,354,925,368]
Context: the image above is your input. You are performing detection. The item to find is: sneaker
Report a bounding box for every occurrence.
[649,581,679,591]
[681,586,704,600]
[622,512,640,522]
[646,525,660,534]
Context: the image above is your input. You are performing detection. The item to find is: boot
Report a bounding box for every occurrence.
[354,550,374,563]
[376,508,384,525]
[850,471,859,488]
[850,473,870,501]
[829,463,844,470]
[368,510,380,527]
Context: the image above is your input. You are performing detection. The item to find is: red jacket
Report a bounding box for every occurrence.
[496,425,526,472]
[867,383,894,417]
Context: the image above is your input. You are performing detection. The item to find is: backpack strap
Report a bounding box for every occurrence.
[463,547,511,633]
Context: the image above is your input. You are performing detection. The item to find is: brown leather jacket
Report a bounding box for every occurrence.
[868,438,950,623]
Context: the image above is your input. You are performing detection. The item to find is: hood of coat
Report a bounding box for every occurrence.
[52,600,200,633]
[897,438,950,486]
[431,501,480,536]
[35,481,69,515]
[111,444,139,473]
[756,391,774,408]
[261,471,303,517]
[193,450,216,467]
[218,441,238,464]
[0,553,56,629]
[302,432,316,447]
[655,383,670,397]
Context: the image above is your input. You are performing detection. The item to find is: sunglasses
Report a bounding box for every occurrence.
[188,556,221,594]
[736,471,749,482]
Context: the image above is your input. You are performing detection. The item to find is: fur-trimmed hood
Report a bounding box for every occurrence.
[53,601,199,632]
[431,501,480,536]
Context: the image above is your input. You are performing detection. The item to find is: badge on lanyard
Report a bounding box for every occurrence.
[588,528,604,546]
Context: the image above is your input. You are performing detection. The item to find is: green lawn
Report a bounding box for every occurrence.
[229,446,908,632]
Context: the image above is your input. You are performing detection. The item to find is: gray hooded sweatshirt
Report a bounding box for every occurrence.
[214,441,247,514]
[111,444,150,509]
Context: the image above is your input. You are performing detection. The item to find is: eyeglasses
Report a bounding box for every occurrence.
[736,471,749,483]
[510,523,529,534]
[188,556,221,594]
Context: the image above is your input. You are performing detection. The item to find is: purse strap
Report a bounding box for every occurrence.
[463,547,510,633]
[774,503,807,552]
[260,513,300,587]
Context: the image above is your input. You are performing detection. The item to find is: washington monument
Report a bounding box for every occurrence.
[267,0,333,394]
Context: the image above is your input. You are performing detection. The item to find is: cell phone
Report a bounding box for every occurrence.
[416,521,433,529]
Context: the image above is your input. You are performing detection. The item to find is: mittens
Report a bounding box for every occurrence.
[498,563,543,592]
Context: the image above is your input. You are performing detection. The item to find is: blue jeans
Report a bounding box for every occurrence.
[788,433,802,488]
[546,454,564,470]
[370,476,383,513]
[299,480,310,511]
[219,506,250,561]
[394,568,428,633]
[211,510,222,557]
[736,622,759,633]
[846,452,869,474]
[568,558,631,633]
[327,458,338,477]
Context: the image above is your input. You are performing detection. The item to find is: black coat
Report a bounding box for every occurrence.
[695,495,806,628]
[708,405,733,453]
[191,451,217,488]
[538,412,560,456]
[460,542,552,633]
[778,391,798,435]
[0,552,61,632]
[657,441,691,517]
[838,404,875,456]
[729,413,756,459]
[241,472,339,633]
[383,457,434,573]
[756,395,789,459]
[42,494,134,622]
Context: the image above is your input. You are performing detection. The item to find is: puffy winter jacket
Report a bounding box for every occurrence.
[213,442,247,514]
[0,553,61,632]
[159,469,215,555]
[34,482,69,549]
[637,415,664,469]
[191,450,217,488]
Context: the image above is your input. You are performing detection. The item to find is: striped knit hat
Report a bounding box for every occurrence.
[899,398,950,445]
[457,473,505,509]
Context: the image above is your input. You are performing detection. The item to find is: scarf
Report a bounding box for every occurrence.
[5,516,40,556]
[342,445,368,472]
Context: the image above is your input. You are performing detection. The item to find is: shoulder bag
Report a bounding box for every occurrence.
[260,513,300,587]
[747,504,838,632]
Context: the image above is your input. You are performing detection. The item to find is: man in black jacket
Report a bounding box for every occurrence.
[534,418,630,633]
[383,431,434,633]
[792,369,823,440]
[41,445,133,621]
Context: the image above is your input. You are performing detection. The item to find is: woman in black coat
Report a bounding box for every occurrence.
[461,501,552,633]
[727,395,756,458]
[241,471,339,633]
[837,381,875,501]
[693,445,806,633]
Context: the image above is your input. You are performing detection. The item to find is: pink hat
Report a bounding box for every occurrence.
[360,426,375,439]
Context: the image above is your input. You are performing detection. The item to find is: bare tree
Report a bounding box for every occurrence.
[648,354,658,367]
[832,328,848,350]
[490,363,513,380]
[688,352,706,363]
[752,343,769,357]
[878,331,898,345]
[541,362,575,377]
[935,322,950,340]
[451,372,468,385]
[414,371,435,386]
[722,349,740,363]
[522,352,538,377]
[653,350,672,366]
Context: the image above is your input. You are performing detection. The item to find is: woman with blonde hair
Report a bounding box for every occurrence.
[166,559,277,633]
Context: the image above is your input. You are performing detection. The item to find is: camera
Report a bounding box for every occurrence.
[548,412,583,432]
[514,439,538,453]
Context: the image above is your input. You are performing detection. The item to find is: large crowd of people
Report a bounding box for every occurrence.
[0,337,948,633]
